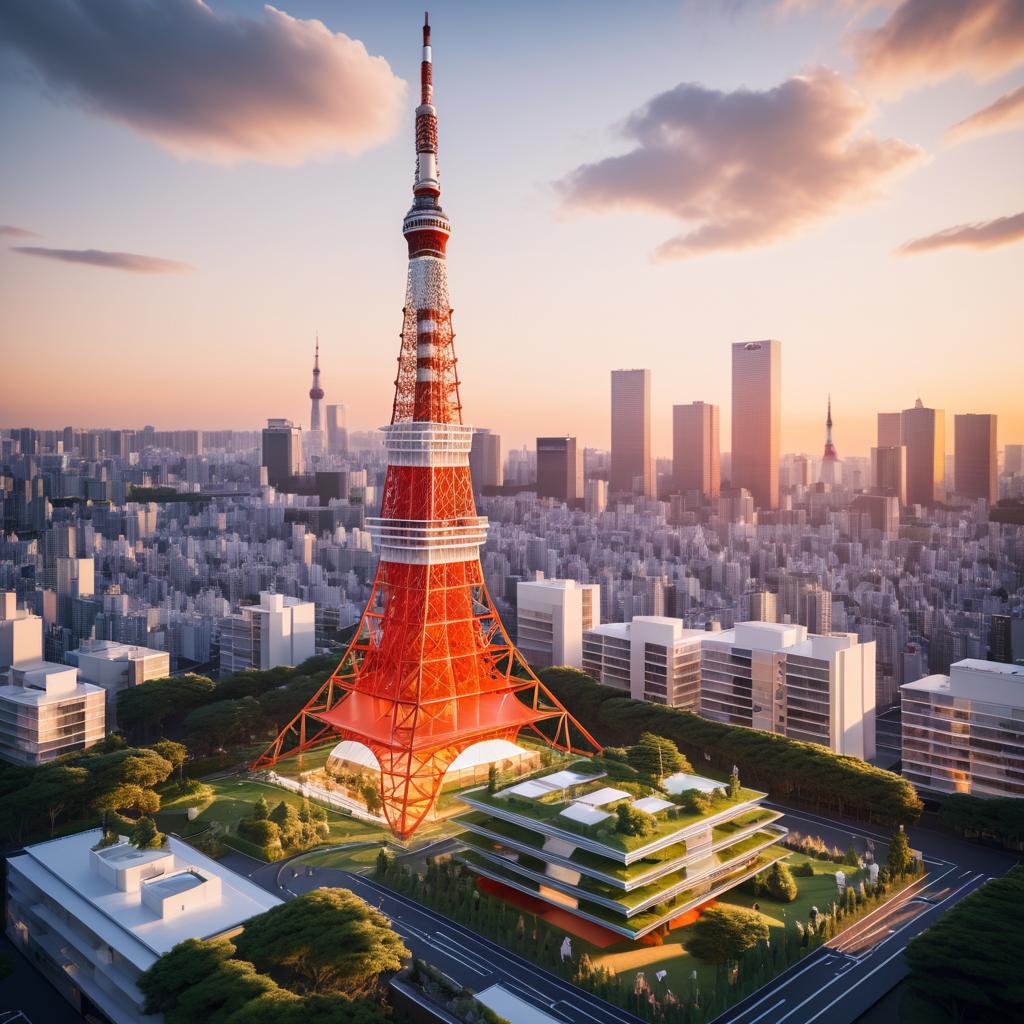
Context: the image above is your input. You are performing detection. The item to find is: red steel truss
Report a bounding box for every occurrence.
[251,14,600,839]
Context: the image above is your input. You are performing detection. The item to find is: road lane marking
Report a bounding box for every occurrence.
[746,998,786,1023]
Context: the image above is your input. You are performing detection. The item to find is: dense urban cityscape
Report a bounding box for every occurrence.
[2,3,1022,1024]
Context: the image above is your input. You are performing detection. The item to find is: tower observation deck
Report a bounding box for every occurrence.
[253,15,601,839]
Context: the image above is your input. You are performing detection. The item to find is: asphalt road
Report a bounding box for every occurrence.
[261,858,646,1024]
[242,800,1017,1024]
[710,804,1016,1024]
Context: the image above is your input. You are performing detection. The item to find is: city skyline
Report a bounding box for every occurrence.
[1,1,1022,454]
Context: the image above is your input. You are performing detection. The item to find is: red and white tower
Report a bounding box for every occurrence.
[309,336,324,435]
[254,15,600,839]
[820,395,840,485]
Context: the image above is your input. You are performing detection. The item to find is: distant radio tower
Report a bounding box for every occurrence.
[309,335,324,434]
[820,394,840,484]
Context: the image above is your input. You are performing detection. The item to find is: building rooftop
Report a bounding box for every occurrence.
[902,658,1024,705]
[8,829,281,969]
[72,640,167,662]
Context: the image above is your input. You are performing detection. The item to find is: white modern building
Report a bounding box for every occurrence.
[583,616,704,710]
[701,621,876,760]
[67,640,171,729]
[219,591,315,676]
[5,829,282,1023]
[901,659,1024,798]
[516,579,599,670]
[0,661,106,765]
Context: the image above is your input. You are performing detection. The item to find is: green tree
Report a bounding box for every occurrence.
[487,764,498,794]
[269,800,302,848]
[226,990,386,1024]
[886,828,913,878]
[171,958,276,1024]
[905,866,1024,1022]
[253,795,270,821]
[139,939,236,1015]
[182,697,267,756]
[117,674,217,743]
[685,906,769,964]
[728,772,741,799]
[844,844,860,867]
[130,815,165,850]
[151,740,188,782]
[237,818,282,852]
[764,861,798,902]
[232,888,408,997]
[360,782,383,817]
[626,733,689,780]
[94,783,161,818]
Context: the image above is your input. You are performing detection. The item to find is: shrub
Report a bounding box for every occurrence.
[675,789,712,815]
[614,802,656,837]
[765,861,798,902]
[791,860,815,878]
[686,905,769,964]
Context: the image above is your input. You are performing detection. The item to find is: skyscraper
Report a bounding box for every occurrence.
[954,413,997,503]
[672,401,720,499]
[261,418,301,488]
[877,412,902,448]
[254,16,598,839]
[610,369,651,496]
[1006,444,1024,476]
[468,428,502,492]
[731,339,781,509]
[901,399,945,506]
[326,404,348,455]
[536,436,581,504]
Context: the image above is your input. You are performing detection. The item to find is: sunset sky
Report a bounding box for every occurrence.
[1,0,1022,458]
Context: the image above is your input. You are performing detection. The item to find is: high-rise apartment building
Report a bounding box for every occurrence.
[901,400,945,506]
[516,579,599,670]
[1005,444,1024,476]
[731,340,781,509]
[326,404,348,454]
[469,428,502,492]
[536,436,582,505]
[261,418,301,489]
[218,591,315,676]
[610,369,652,496]
[583,616,704,710]
[701,621,876,759]
[954,413,997,503]
[902,659,1024,797]
[672,401,720,499]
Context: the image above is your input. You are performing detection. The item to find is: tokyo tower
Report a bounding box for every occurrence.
[253,14,601,840]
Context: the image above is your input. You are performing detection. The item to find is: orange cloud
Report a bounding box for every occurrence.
[0,225,38,238]
[948,85,1024,142]
[852,0,1024,94]
[13,246,193,273]
[557,67,922,259]
[897,211,1024,253]
[0,1,405,165]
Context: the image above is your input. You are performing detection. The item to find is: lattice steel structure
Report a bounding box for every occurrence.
[252,15,600,839]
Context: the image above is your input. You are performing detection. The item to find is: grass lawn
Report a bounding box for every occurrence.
[267,744,335,780]
[296,845,383,873]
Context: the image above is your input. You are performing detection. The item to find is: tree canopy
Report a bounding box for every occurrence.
[764,861,798,902]
[626,733,690,779]
[905,866,1024,1022]
[232,889,408,997]
[685,905,770,964]
[140,938,236,1015]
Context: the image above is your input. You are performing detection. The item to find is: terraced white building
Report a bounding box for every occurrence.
[456,767,787,940]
